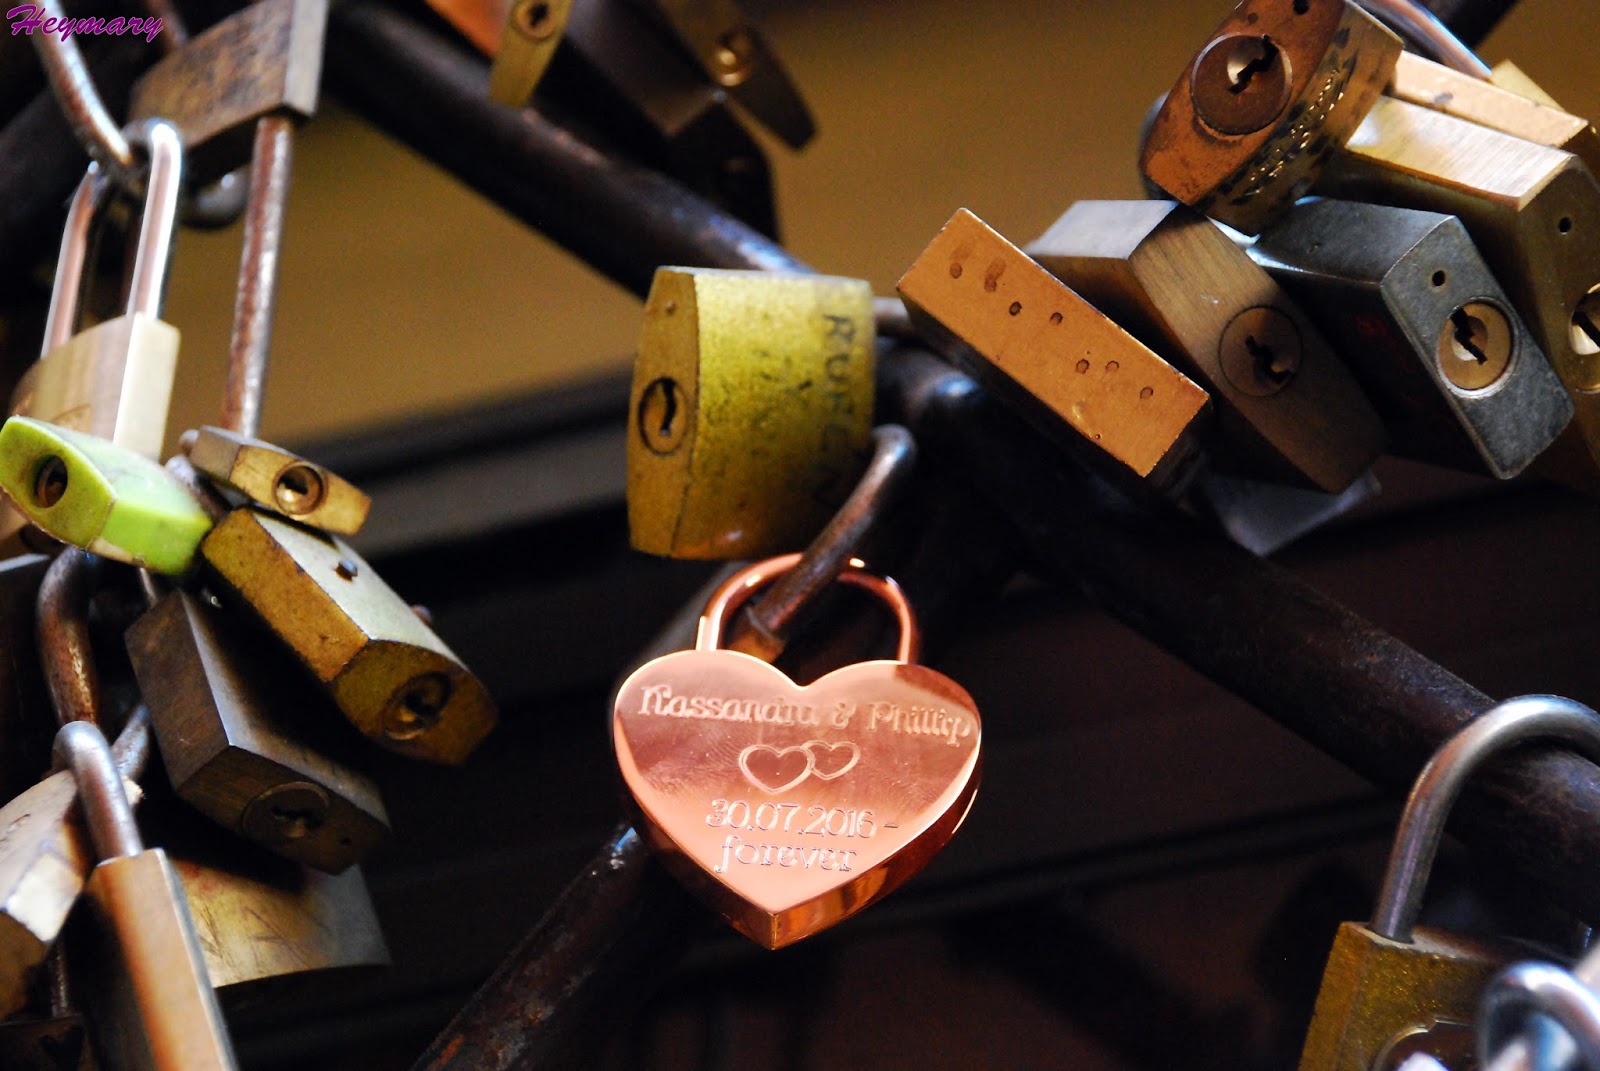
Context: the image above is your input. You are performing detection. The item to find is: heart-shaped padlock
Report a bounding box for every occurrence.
[613,554,982,948]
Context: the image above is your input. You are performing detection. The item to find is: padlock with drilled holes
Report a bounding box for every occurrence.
[184,426,370,536]
[10,124,183,460]
[629,267,875,560]
[125,590,390,873]
[897,207,1211,494]
[1140,0,1401,235]
[127,0,327,183]
[57,721,239,1069]
[1252,198,1572,478]
[0,417,212,576]
[613,553,981,949]
[1299,695,1598,1071]
[199,507,496,764]
[1029,199,1385,492]
[1317,94,1600,492]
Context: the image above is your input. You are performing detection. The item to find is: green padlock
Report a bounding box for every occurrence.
[0,417,212,575]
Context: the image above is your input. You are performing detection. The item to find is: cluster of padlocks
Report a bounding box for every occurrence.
[2,0,1600,1065]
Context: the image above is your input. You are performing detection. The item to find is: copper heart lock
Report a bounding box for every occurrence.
[613,554,982,948]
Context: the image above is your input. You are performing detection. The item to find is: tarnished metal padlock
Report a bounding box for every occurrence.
[1030,199,1384,492]
[183,426,370,536]
[126,590,390,873]
[897,207,1210,493]
[488,0,573,106]
[629,267,874,559]
[1141,0,1402,234]
[200,508,496,764]
[1300,695,1597,1070]
[1253,198,1572,478]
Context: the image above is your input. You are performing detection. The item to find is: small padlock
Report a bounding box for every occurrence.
[629,267,875,560]
[1029,199,1385,492]
[1252,198,1572,478]
[0,417,213,576]
[1299,694,1600,1071]
[56,720,239,1070]
[126,590,390,873]
[183,426,370,536]
[1318,95,1600,489]
[1140,0,1402,234]
[488,0,573,106]
[199,507,496,764]
[10,124,182,460]
[127,0,327,183]
[613,553,981,949]
[897,207,1211,493]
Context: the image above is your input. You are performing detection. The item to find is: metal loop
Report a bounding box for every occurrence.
[41,163,113,356]
[54,719,144,861]
[1482,962,1600,1070]
[27,2,136,175]
[697,553,921,664]
[1372,695,1600,941]
[1355,0,1493,79]
[37,548,106,729]
[122,120,185,319]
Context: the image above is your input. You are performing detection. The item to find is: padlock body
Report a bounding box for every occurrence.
[488,0,573,105]
[71,849,236,1070]
[127,591,390,872]
[1299,921,1530,1070]
[11,314,178,460]
[1141,0,1402,234]
[200,508,496,764]
[1031,199,1384,492]
[1253,198,1571,477]
[897,208,1210,493]
[187,426,370,535]
[628,267,874,559]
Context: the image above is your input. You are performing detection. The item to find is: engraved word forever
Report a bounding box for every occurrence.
[636,683,975,746]
[6,4,163,40]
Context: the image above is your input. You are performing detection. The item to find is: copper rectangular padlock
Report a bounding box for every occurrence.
[1252,198,1572,478]
[126,591,391,873]
[629,267,874,559]
[897,208,1210,493]
[1319,95,1600,486]
[1029,199,1384,493]
[1141,0,1402,234]
[200,507,497,765]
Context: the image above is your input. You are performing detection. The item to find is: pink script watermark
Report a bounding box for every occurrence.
[7,4,163,41]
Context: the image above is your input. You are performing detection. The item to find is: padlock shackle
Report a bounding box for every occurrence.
[1479,960,1600,1070]
[124,120,185,320]
[696,552,921,664]
[54,719,144,862]
[1372,694,1600,941]
[41,164,112,357]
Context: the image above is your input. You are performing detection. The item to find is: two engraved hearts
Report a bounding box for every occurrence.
[738,739,859,794]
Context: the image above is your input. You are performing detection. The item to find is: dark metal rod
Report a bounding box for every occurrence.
[223,115,295,439]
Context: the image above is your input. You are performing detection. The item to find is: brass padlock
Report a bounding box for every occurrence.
[1029,199,1384,492]
[200,507,496,765]
[489,0,573,106]
[1318,95,1600,488]
[126,591,390,873]
[56,720,239,1069]
[127,0,327,183]
[1300,695,1600,1070]
[1252,198,1572,478]
[183,426,370,536]
[629,267,874,559]
[11,124,183,461]
[1141,0,1402,234]
[897,207,1210,493]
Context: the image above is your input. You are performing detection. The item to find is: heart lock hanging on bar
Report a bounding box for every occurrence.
[613,554,982,949]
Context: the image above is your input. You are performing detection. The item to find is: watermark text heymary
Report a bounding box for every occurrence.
[6,4,163,41]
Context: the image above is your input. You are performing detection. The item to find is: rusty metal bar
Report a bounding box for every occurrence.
[223,115,295,439]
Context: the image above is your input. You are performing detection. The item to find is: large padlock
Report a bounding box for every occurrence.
[897,207,1211,494]
[10,123,183,461]
[199,507,496,764]
[1300,695,1600,1070]
[1140,0,1402,234]
[629,267,875,559]
[125,590,390,873]
[1029,199,1385,492]
[1252,198,1572,478]
[183,426,371,536]
[613,553,981,948]
[56,720,238,1069]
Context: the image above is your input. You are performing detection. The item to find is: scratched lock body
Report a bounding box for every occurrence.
[628,267,875,560]
[613,555,981,949]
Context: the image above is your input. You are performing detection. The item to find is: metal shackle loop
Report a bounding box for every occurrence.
[123,120,185,320]
[53,719,144,863]
[1372,695,1600,942]
[1480,961,1600,1070]
[41,164,113,357]
[696,552,921,664]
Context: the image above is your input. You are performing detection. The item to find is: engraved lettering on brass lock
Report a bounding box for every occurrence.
[1437,302,1512,392]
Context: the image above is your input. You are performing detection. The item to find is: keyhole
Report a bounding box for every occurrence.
[32,455,68,508]
[638,376,688,455]
[1227,37,1280,95]
[1191,33,1294,136]
[517,0,555,38]
[713,27,757,85]
[270,803,317,839]
[273,462,326,515]
[386,672,453,740]
[1572,286,1600,358]
[1450,308,1490,364]
[1246,334,1294,384]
